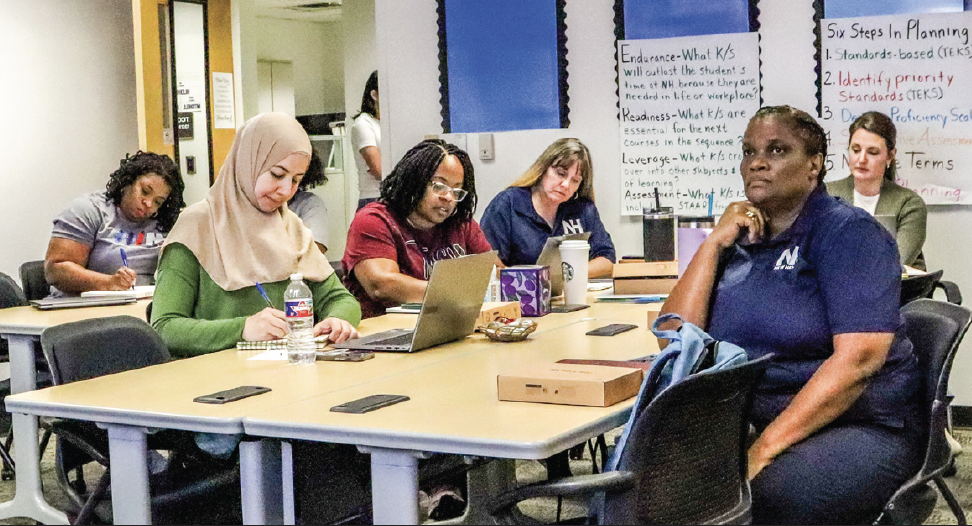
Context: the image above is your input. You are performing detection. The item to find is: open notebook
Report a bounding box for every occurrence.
[81,285,155,300]
[236,335,330,350]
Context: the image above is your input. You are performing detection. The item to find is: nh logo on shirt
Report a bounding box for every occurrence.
[562,219,583,234]
[774,246,800,270]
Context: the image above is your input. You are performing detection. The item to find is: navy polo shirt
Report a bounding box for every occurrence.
[707,187,921,428]
[480,186,616,267]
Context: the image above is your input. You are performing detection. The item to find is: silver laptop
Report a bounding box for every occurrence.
[333,251,497,352]
[536,232,592,297]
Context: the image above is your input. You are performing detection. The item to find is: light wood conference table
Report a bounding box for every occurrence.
[0,300,150,525]
[6,298,664,524]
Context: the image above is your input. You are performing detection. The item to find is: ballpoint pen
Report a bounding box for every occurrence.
[255,282,275,310]
[120,248,134,290]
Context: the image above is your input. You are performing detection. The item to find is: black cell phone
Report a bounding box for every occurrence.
[330,394,410,414]
[551,304,591,314]
[316,350,375,362]
[193,386,271,404]
[586,324,639,337]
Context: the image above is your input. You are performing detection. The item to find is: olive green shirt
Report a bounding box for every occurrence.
[826,176,927,269]
[151,243,361,358]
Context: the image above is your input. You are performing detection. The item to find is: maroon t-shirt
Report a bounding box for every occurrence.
[342,202,493,318]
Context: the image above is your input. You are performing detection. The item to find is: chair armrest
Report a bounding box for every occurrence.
[487,471,635,520]
[935,281,962,305]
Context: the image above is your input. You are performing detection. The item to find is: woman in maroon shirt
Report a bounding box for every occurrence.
[342,139,492,317]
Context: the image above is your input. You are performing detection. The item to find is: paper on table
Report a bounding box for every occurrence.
[587,282,613,292]
[81,285,155,300]
[246,349,288,361]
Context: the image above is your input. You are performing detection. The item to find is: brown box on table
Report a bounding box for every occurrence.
[612,260,678,295]
[478,301,522,326]
[497,363,643,407]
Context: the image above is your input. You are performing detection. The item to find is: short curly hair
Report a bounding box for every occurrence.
[298,150,328,191]
[750,105,828,184]
[105,151,185,231]
[380,139,477,225]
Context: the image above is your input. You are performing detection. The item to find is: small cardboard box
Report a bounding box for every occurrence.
[497,362,644,407]
[613,260,679,295]
[478,301,522,326]
[500,265,552,317]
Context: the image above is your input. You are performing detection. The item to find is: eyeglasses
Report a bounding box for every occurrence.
[429,181,469,202]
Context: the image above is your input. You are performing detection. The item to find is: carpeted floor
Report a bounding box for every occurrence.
[0,428,969,524]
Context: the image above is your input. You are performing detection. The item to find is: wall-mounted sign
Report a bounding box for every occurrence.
[212,72,236,129]
[177,78,203,113]
[177,112,194,140]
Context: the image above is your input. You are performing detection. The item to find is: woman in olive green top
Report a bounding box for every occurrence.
[826,111,927,269]
[152,112,360,357]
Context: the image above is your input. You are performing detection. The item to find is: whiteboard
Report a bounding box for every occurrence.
[820,11,972,204]
[617,33,761,216]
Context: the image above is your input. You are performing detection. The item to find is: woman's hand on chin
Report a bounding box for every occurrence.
[707,201,767,249]
[314,317,358,344]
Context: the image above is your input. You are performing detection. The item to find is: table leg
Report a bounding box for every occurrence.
[106,425,151,524]
[363,447,423,525]
[0,335,68,524]
[240,438,284,525]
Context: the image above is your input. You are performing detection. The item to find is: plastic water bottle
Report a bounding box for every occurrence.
[284,273,316,364]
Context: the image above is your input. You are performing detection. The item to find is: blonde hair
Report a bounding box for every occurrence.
[510,138,595,202]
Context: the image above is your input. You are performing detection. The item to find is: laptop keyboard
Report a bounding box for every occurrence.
[371,332,414,347]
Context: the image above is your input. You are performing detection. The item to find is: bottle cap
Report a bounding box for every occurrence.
[290,273,303,281]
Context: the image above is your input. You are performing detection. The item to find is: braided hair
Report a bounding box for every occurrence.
[751,105,828,184]
[106,151,185,231]
[380,139,477,225]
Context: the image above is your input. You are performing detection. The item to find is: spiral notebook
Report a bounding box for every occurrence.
[236,335,330,350]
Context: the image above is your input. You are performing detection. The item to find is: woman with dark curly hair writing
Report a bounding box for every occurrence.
[44,151,185,295]
[662,106,922,524]
[341,139,492,318]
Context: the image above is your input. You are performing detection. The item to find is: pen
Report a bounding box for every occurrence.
[120,248,134,290]
[255,282,275,310]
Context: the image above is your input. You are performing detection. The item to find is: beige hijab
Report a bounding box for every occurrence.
[163,112,333,291]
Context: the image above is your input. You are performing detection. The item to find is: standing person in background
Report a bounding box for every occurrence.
[289,150,330,255]
[480,138,616,278]
[342,139,492,318]
[352,70,382,211]
[45,151,185,296]
[827,111,927,269]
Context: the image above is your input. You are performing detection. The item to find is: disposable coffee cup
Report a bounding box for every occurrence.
[643,207,675,262]
[560,239,590,305]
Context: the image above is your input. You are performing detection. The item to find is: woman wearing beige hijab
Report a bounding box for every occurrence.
[152,112,360,357]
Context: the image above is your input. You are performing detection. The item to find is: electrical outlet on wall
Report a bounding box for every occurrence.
[479,133,494,161]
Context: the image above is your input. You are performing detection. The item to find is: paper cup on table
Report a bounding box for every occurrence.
[560,239,590,305]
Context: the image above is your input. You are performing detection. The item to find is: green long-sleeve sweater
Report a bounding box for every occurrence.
[151,243,362,358]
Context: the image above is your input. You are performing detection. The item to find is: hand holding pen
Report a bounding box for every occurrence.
[242,282,289,342]
[110,248,137,291]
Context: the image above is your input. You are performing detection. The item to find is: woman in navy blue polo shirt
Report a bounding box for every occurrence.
[662,106,922,524]
[480,138,616,278]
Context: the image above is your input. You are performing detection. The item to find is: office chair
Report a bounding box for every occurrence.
[41,315,240,524]
[19,260,49,301]
[0,272,27,479]
[874,299,971,525]
[901,270,962,306]
[488,355,771,525]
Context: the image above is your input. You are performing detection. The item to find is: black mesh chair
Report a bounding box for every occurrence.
[19,260,49,301]
[901,270,962,306]
[41,315,240,524]
[488,355,771,525]
[876,299,972,525]
[0,272,26,479]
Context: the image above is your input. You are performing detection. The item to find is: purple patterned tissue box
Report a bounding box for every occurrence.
[500,265,552,317]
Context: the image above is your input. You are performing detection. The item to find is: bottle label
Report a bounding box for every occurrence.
[285,299,313,318]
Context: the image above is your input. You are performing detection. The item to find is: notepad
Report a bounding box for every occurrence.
[81,285,155,300]
[236,335,330,350]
